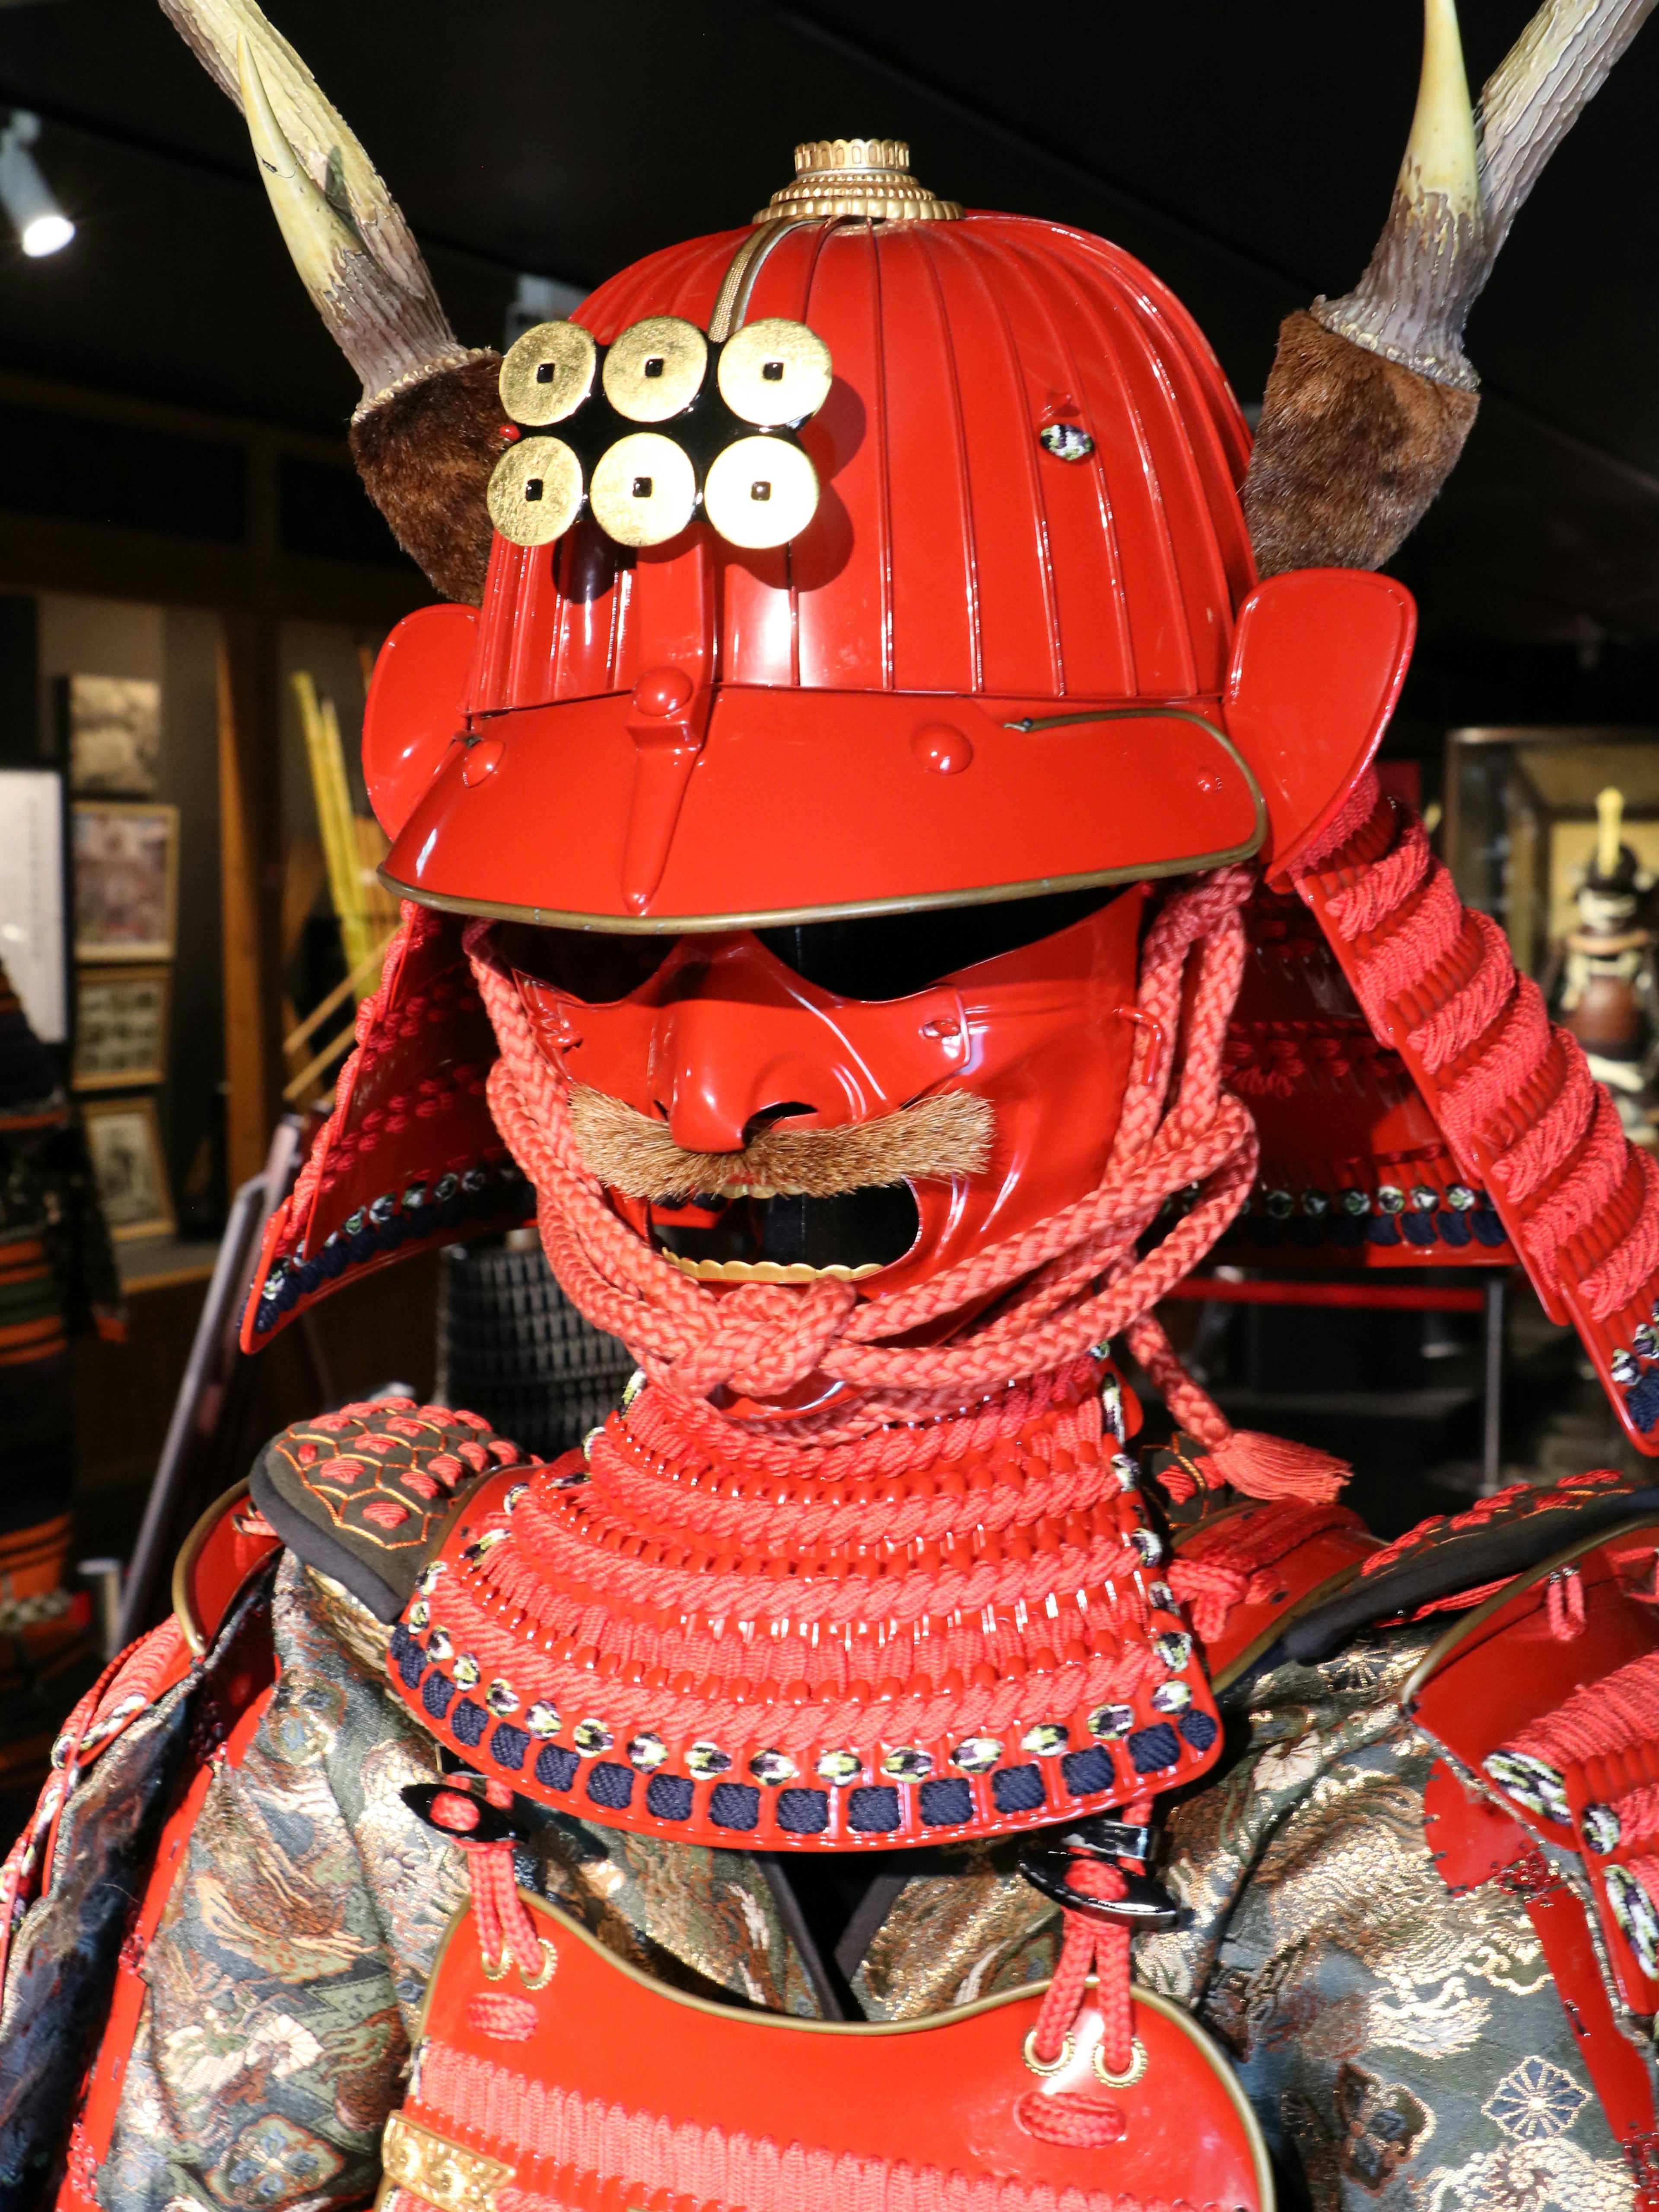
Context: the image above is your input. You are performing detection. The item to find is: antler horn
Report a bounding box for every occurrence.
[1244,0,1656,577]
[158,0,506,602]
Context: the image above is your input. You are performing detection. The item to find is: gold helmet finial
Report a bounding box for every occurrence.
[756,139,961,225]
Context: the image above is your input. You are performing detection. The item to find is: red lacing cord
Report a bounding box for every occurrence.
[427,1786,543,1981]
[1015,1818,1149,2150]
[1223,1016,1402,1097]
[1506,1648,1659,1770]
[464,1842,543,1980]
[1547,1568,1587,1642]
[1297,775,1659,1323]
[1166,1501,1353,1642]
[468,872,1344,1504]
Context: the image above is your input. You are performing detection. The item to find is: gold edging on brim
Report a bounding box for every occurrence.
[384,839,1263,938]
[171,1476,254,1658]
[662,1251,883,1284]
[384,707,1266,934]
[401,1887,1275,2210]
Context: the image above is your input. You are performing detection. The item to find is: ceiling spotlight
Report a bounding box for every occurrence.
[0,112,73,257]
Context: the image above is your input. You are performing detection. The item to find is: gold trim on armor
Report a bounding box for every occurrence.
[755,139,961,225]
[1403,1513,1659,1707]
[171,1477,255,1658]
[395,1887,1277,2209]
[380,2113,512,2212]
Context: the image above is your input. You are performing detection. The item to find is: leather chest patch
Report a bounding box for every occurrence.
[251,1398,531,1622]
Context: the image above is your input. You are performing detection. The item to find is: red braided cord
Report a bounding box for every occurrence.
[1300,776,1659,1324]
[1607,1780,1659,1853]
[1166,1501,1352,1642]
[1014,2085,1128,2147]
[465,871,1343,1505]
[464,1839,542,1978]
[1546,1569,1587,1641]
[1021,1805,1154,2148]
[470,873,1257,1417]
[1506,1648,1659,1770]
[1028,1856,1134,2070]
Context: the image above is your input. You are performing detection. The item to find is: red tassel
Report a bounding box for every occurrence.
[1205,1427,1349,1503]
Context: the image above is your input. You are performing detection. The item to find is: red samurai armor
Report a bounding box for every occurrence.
[9,4,1659,2210]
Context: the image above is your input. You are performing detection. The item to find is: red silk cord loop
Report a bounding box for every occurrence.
[1016,1802,1152,2151]
[464,1837,543,1980]
[467,871,1344,1498]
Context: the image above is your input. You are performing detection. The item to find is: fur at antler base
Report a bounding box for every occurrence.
[1242,309,1478,576]
[348,355,507,605]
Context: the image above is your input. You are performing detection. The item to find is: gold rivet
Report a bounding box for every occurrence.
[499,320,597,426]
[486,435,584,547]
[603,316,709,423]
[702,436,819,549]
[590,432,697,547]
[717,318,833,428]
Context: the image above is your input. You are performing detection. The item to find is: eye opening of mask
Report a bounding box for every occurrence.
[501,884,1123,1007]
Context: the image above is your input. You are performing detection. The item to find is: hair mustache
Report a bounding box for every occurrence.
[566,1084,994,1202]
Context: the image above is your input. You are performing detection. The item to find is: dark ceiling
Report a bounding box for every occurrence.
[0,0,1654,646]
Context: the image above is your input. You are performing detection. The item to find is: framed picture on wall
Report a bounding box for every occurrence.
[71,966,171,1090]
[67,675,162,797]
[80,1096,176,1242]
[72,801,178,962]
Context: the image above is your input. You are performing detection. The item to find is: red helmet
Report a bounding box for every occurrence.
[248,141,1413,1354]
[367,148,1410,928]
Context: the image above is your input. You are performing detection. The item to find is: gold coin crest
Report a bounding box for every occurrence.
[590,432,698,547]
[602,316,709,423]
[498,320,597,427]
[486,435,584,547]
[718,319,833,428]
[703,436,820,549]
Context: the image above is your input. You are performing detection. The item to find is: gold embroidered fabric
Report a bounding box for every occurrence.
[84,1570,1637,2210]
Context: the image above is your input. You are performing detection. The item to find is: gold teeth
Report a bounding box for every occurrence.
[662,1252,882,1284]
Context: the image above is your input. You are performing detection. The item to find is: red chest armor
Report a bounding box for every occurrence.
[380,1886,1269,2212]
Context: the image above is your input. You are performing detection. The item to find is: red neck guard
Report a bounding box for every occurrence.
[389,1361,1226,1850]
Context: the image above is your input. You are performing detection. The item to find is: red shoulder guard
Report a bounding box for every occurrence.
[248,1398,534,1623]
[1410,1513,1659,2009]
[1294,772,1659,1456]
[1226,878,1517,1268]
[1405,1516,1659,2184]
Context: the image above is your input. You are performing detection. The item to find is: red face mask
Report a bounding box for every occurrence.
[509,884,1147,1300]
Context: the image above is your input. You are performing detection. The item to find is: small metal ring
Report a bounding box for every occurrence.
[1092,2034,1148,2088]
[518,1936,557,1993]
[1022,2028,1074,2077]
[480,1936,556,1990]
